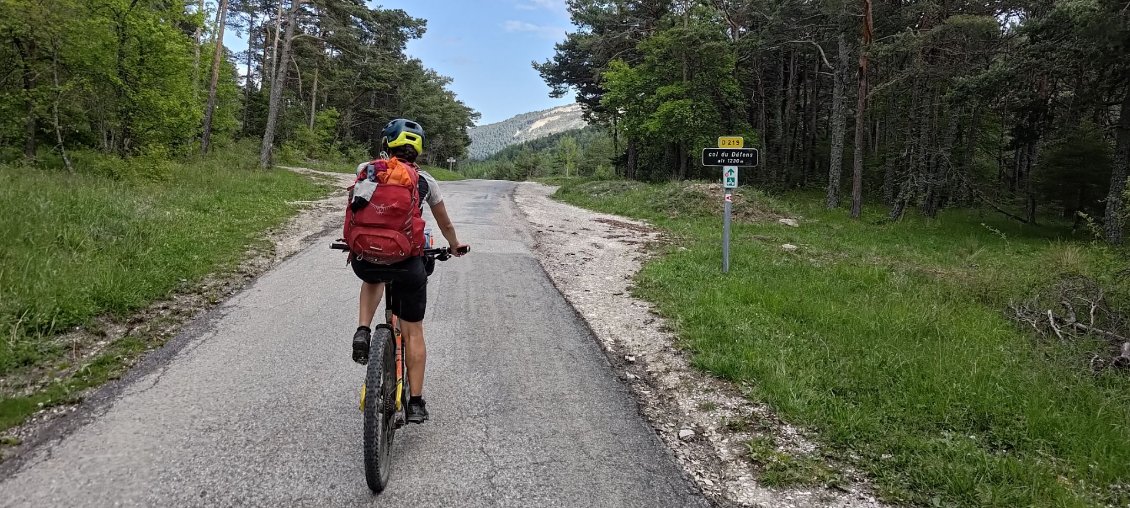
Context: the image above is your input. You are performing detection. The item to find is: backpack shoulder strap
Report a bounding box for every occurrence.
[405,161,421,202]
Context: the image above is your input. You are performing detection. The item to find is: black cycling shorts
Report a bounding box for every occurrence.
[351,256,427,322]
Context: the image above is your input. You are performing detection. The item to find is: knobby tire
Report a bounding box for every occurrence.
[363,326,396,493]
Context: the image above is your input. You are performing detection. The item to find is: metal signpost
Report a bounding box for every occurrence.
[702,140,759,273]
[447,157,456,172]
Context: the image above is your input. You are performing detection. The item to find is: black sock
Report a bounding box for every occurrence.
[409,396,423,404]
[357,325,370,333]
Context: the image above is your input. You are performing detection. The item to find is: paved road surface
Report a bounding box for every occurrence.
[0,180,706,507]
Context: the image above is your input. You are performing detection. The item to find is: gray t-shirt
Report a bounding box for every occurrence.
[355,161,443,207]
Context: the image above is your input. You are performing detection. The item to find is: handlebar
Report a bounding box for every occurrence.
[330,242,469,261]
[424,246,469,261]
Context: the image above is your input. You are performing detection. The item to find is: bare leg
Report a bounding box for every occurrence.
[358,282,384,327]
[400,320,426,396]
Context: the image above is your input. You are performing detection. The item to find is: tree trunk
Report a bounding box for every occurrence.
[923,102,957,217]
[911,86,932,213]
[1104,88,1130,244]
[290,53,302,100]
[269,0,284,88]
[957,107,980,205]
[678,142,688,180]
[783,50,799,170]
[882,157,896,205]
[50,41,72,172]
[202,0,230,154]
[826,33,849,209]
[757,76,768,183]
[872,117,880,154]
[627,138,638,180]
[259,0,299,169]
[193,0,203,94]
[242,6,256,135]
[113,2,140,154]
[22,76,37,159]
[308,62,318,129]
[850,0,873,219]
[803,57,818,187]
[1026,141,1039,224]
[772,54,786,184]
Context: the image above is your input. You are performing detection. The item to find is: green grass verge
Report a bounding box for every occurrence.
[555,180,1130,507]
[421,166,466,181]
[0,143,327,433]
[0,334,150,431]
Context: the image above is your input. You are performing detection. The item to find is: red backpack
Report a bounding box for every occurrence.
[343,158,426,264]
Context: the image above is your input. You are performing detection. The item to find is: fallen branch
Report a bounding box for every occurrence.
[1069,322,1129,343]
[1008,276,1130,373]
[1048,310,1065,341]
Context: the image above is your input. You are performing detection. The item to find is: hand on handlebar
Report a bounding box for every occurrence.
[450,243,470,257]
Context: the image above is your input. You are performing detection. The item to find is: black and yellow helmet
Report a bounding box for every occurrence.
[381,119,425,156]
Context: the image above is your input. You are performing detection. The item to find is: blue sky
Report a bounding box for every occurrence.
[375,0,577,125]
[224,0,577,126]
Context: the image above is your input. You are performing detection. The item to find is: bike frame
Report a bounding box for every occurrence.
[387,298,408,417]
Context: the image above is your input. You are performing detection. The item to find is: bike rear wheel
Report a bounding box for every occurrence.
[363,325,397,493]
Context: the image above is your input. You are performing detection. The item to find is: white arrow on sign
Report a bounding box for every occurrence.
[723,166,739,189]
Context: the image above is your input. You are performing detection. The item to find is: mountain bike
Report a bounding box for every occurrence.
[331,241,468,493]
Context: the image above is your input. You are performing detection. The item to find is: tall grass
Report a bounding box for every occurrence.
[0,143,325,380]
[556,180,1130,506]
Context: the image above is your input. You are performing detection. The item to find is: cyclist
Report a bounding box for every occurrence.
[350,118,469,424]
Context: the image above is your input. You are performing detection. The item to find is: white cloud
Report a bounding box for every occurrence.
[515,0,568,16]
[502,20,568,40]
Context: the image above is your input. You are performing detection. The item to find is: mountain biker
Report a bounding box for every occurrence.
[350,118,469,424]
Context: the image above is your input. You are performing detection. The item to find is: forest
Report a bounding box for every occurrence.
[0,0,478,169]
[462,127,617,180]
[536,0,1130,244]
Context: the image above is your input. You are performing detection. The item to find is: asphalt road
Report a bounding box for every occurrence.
[0,180,707,507]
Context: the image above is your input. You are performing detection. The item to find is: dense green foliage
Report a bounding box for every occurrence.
[0,0,476,165]
[538,0,1130,243]
[556,179,1130,506]
[462,127,615,180]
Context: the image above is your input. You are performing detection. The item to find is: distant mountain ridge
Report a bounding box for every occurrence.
[467,104,587,160]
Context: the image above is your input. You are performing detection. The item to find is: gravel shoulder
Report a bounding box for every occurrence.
[514,182,887,508]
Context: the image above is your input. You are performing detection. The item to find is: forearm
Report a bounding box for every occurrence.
[430,201,461,246]
[438,220,460,246]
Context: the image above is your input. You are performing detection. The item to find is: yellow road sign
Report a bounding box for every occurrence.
[718,136,744,148]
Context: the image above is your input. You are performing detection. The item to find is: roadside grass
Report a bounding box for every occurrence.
[0,142,326,433]
[555,180,1130,507]
[421,166,466,181]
